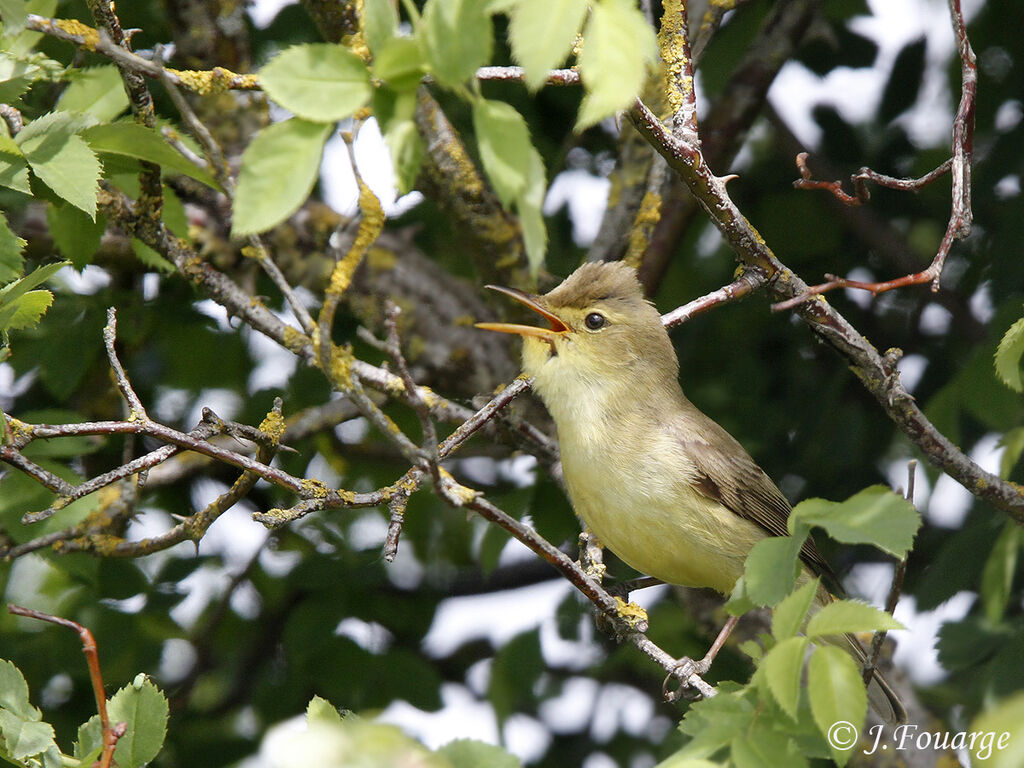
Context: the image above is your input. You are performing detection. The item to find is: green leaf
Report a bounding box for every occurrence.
[0,711,56,761]
[0,658,38,720]
[74,714,103,764]
[0,260,66,305]
[372,36,426,90]
[1,0,55,56]
[107,676,168,768]
[0,289,52,331]
[761,636,808,719]
[968,692,1024,768]
[519,149,547,275]
[58,65,130,121]
[82,122,220,190]
[509,0,587,90]
[807,646,867,766]
[576,0,658,129]
[16,111,101,218]
[384,119,424,195]
[656,756,725,768]
[980,520,1022,624]
[0,0,29,34]
[0,151,30,194]
[232,118,332,237]
[0,49,62,101]
[674,686,755,759]
[0,212,25,282]
[472,98,533,207]
[731,728,809,768]
[725,574,755,616]
[743,534,806,607]
[438,738,521,768]
[789,485,920,559]
[805,600,903,638]
[420,0,493,88]
[772,578,819,641]
[995,314,1024,392]
[259,43,371,122]
[46,203,105,269]
[306,695,344,727]
[362,0,398,54]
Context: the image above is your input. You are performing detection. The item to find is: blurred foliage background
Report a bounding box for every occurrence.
[2,0,1024,766]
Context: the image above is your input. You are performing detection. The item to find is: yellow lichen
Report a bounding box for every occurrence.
[300,478,330,498]
[625,189,663,269]
[418,386,440,408]
[326,179,385,297]
[658,0,691,117]
[258,409,286,442]
[439,468,477,505]
[282,325,310,355]
[241,244,265,261]
[54,18,100,50]
[171,67,259,96]
[329,344,355,388]
[614,596,649,630]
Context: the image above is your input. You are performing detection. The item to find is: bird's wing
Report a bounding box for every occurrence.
[677,434,838,588]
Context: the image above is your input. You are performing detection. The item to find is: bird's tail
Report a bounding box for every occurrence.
[834,631,906,725]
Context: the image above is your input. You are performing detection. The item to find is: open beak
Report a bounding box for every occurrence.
[475,285,569,343]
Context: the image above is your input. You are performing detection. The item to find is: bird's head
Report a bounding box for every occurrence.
[477,262,679,406]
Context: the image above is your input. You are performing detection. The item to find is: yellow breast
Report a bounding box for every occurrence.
[557,409,767,595]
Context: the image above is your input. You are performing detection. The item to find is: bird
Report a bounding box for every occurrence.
[476,260,905,723]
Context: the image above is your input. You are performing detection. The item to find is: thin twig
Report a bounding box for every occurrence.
[104,308,147,418]
[383,301,440,484]
[661,270,766,329]
[863,460,915,684]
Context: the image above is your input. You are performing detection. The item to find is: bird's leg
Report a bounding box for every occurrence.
[695,614,740,673]
[663,615,740,701]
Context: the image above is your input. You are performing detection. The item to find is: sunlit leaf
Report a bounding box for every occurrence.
[995,314,1024,392]
[58,65,130,121]
[508,0,587,91]
[789,486,920,559]
[577,0,657,129]
[232,118,332,237]
[260,43,371,122]
[420,0,492,88]
[83,122,220,189]
[807,646,866,767]
[761,636,808,719]
[16,111,101,218]
[805,600,903,638]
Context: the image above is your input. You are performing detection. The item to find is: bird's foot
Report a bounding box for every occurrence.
[662,657,712,702]
[662,615,741,702]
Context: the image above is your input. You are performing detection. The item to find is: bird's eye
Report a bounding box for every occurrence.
[584,312,606,331]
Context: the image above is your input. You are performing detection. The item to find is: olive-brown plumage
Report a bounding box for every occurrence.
[479,261,905,723]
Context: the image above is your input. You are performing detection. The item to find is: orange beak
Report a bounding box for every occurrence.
[475,285,570,343]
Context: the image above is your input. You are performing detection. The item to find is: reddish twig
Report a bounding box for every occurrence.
[778,0,976,311]
[7,605,122,768]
